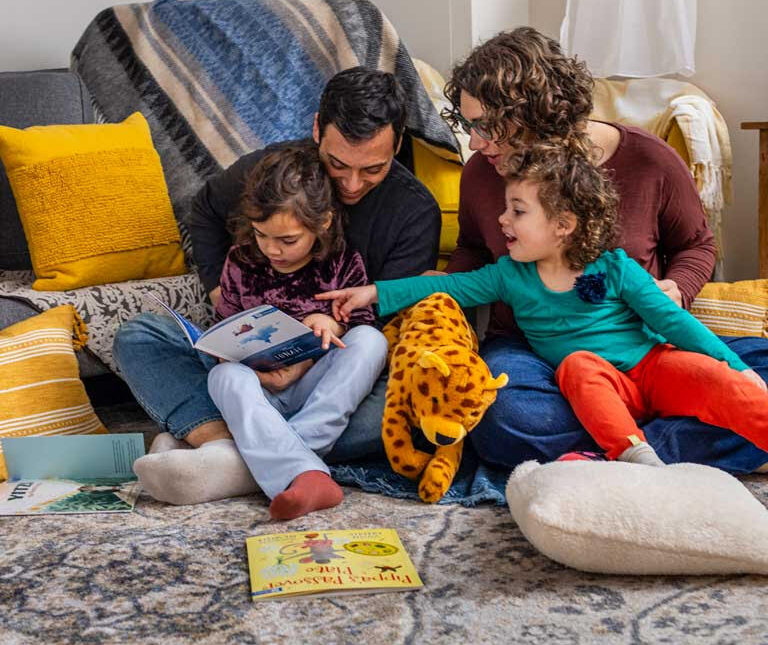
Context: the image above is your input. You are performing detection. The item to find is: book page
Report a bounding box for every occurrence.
[196,306,326,370]
[0,477,141,515]
[143,292,204,345]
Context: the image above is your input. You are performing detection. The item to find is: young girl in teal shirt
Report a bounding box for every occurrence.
[318,143,768,467]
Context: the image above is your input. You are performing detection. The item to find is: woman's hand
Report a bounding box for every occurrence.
[654,278,682,308]
[741,368,768,392]
[302,313,346,349]
[255,359,314,393]
[315,285,378,324]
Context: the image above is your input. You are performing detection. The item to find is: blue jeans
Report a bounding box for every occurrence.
[472,334,768,473]
[112,313,389,455]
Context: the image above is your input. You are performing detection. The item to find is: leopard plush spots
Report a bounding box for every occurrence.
[381,293,508,503]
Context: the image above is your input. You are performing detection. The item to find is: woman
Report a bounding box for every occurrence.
[441,26,768,472]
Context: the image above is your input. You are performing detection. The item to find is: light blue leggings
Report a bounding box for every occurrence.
[207,325,388,498]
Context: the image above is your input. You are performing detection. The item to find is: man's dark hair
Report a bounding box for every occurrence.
[317,67,407,150]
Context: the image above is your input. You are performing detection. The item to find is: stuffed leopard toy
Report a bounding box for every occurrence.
[381,293,508,503]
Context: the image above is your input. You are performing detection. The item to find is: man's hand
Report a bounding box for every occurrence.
[741,368,768,392]
[302,313,346,350]
[654,279,682,308]
[316,284,378,324]
[209,286,222,308]
[421,269,447,277]
[255,359,314,393]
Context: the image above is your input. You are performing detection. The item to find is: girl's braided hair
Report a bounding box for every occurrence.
[502,142,619,270]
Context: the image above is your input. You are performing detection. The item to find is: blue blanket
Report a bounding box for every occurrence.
[72,0,459,230]
[330,445,511,507]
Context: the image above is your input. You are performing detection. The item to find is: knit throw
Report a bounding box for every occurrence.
[71,0,459,229]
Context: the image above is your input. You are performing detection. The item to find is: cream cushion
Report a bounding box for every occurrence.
[505,460,768,575]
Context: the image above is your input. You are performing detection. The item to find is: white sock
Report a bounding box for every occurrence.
[617,442,665,467]
[148,432,191,454]
[133,438,259,505]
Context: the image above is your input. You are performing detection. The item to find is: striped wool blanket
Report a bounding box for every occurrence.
[71,0,458,228]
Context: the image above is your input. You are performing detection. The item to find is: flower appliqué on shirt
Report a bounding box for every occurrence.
[574,272,607,304]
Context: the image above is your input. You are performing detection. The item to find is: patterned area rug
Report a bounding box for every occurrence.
[3,406,768,644]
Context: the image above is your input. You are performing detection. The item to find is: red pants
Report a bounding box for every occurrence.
[555,344,768,459]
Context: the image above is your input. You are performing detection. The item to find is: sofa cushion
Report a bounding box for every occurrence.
[0,70,94,271]
[0,305,107,481]
[690,279,768,338]
[0,296,109,378]
[0,112,187,290]
[0,270,214,373]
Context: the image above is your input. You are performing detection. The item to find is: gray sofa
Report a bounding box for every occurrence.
[0,69,212,378]
[0,70,108,377]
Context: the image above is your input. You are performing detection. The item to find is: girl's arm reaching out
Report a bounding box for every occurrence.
[317,263,506,323]
[315,285,378,324]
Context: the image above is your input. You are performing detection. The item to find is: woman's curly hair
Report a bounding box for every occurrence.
[502,142,619,270]
[444,27,594,153]
[235,143,345,264]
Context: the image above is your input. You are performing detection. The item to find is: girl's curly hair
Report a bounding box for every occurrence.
[444,27,594,154]
[235,143,345,264]
[502,142,619,270]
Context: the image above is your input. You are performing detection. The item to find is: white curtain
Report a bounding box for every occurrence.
[559,0,697,78]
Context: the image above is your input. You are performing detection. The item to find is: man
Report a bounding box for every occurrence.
[114,67,441,505]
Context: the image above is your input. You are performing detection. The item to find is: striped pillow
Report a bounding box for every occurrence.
[690,280,768,338]
[0,305,106,480]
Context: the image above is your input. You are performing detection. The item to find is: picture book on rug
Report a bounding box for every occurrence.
[246,528,423,601]
[0,434,144,515]
[145,292,327,371]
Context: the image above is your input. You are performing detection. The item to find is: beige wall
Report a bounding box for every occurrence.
[530,0,768,281]
[0,0,118,71]
[374,0,528,78]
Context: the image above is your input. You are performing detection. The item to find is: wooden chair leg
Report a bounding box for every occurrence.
[741,122,768,278]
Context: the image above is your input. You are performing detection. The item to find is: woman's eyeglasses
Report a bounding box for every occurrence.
[454,113,494,141]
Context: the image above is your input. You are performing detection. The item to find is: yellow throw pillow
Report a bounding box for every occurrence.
[412,139,462,271]
[0,305,107,480]
[690,280,768,337]
[0,112,186,290]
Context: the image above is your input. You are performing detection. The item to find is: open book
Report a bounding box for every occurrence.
[0,434,144,515]
[246,528,423,600]
[146,293,327,371]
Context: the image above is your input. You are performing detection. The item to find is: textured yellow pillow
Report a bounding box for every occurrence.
[0,306,107,480]
[690,280,768,338]
[0,112,186,290]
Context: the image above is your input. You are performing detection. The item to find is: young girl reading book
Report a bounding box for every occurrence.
[206,143,387,520]
[318,143,768,467]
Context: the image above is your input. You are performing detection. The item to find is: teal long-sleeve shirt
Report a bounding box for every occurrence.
[376,249,748,372]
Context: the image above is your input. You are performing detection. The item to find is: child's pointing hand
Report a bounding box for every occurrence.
[315,285,378,324]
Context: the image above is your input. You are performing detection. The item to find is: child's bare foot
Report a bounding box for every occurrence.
[269,471,343,520]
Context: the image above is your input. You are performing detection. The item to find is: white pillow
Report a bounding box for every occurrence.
[505,460,768,575]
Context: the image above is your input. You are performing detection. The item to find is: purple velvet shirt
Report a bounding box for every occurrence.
[215,244,375,328]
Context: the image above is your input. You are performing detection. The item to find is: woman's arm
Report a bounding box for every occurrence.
[655,154,717,308]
